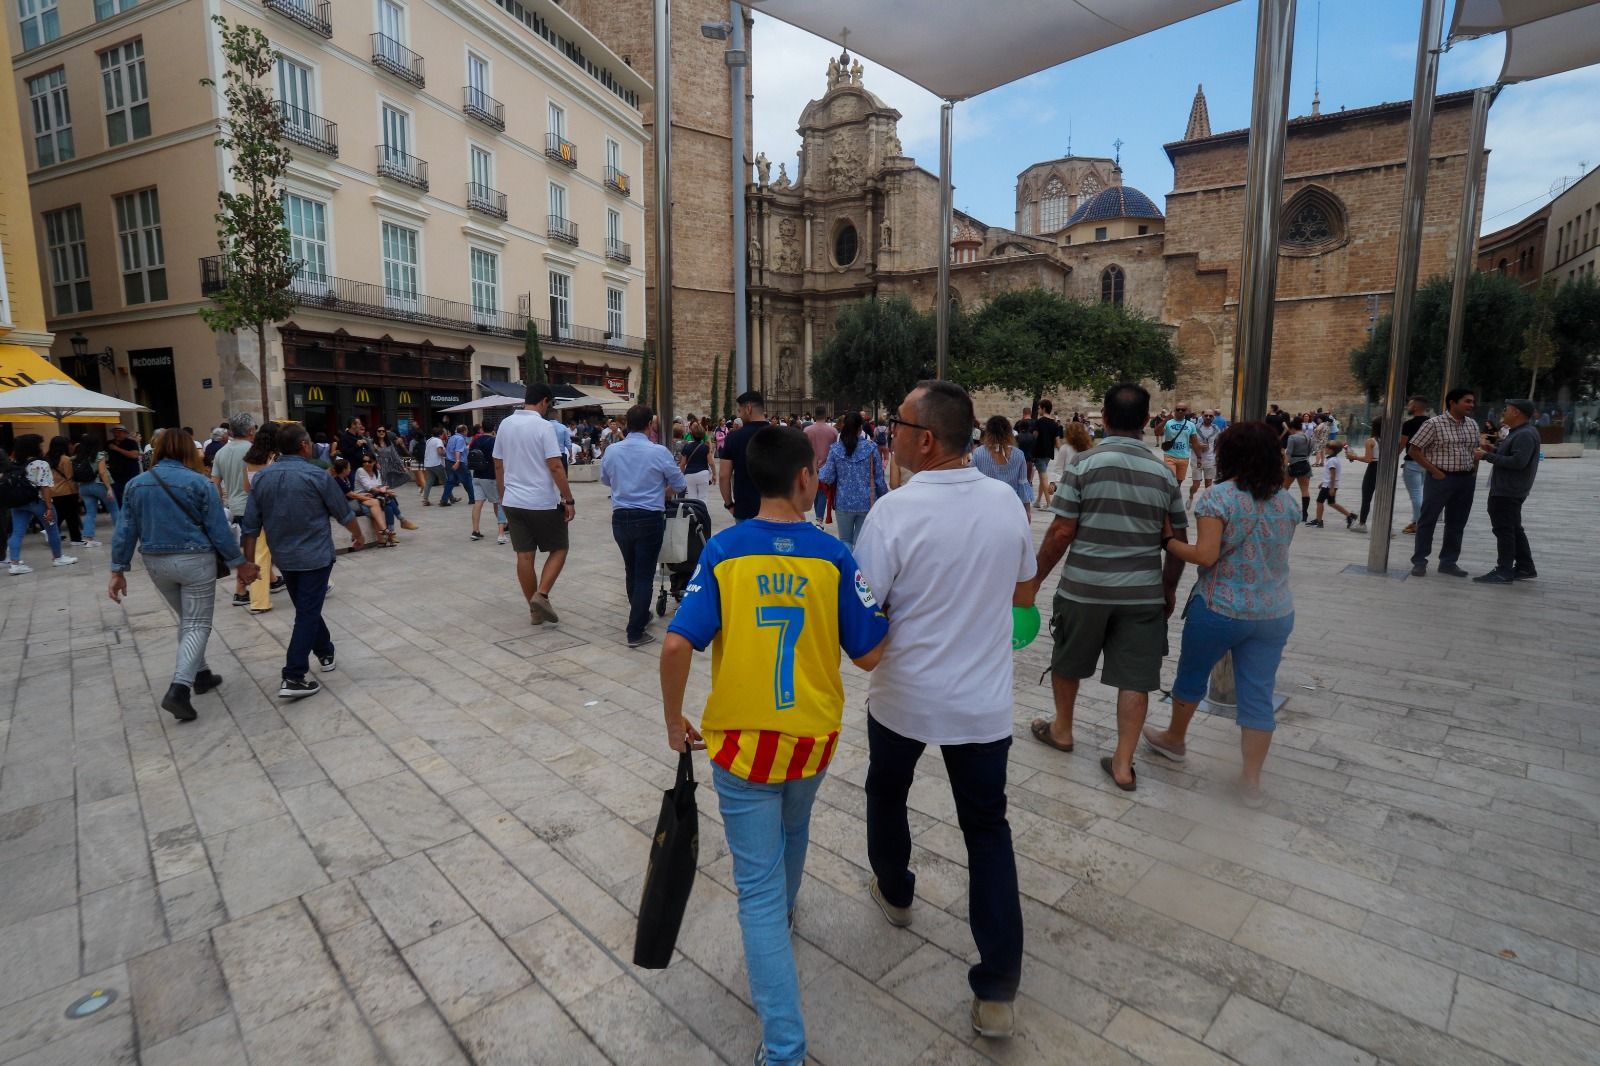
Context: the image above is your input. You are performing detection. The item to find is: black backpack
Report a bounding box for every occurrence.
[0,461,39,509]
[467,438,494,476]
[71,452,97,486]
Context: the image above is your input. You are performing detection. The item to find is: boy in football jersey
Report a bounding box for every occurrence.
[661,425,888,1066]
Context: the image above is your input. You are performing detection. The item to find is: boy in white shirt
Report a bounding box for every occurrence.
[1310,440,1354,528]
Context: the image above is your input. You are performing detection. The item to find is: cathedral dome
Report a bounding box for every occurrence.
[1067,185,1164,225]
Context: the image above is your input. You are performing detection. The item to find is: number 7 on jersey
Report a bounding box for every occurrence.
[755,606,805,710]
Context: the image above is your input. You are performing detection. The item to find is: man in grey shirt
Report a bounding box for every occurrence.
[1473,398,1541,584]
[211,412,260,607]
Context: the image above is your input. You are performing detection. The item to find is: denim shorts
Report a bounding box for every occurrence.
[1171,597,1294,732]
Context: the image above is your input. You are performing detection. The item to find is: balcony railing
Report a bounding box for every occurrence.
[376,146,428,191]
[466,182,507,220]
[547,215,578,245]
[603,165,631,196]
[263,0,331,37]
[605,238,631,263]
[371,33,424,87]
[463,86,504,130]
[278,101,338,156]
[545,133,577,167]
[199,255,646,354]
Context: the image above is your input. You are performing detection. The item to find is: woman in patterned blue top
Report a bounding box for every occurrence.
[969,415,1035,518]
[1140,422,1299,808]
[817,412,887,548]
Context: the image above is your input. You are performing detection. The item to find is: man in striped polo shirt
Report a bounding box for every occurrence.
[1025,383,1188,791]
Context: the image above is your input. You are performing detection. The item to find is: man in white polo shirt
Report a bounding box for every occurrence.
[495,383,576,625]
[852,379,1036,1041]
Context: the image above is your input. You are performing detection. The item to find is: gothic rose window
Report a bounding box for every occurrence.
[1280,185,1347,253]
[1100,264,1124,306]
[1080,175,1100,198]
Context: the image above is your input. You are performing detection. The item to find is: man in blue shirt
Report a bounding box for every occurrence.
[550,417,573,471]
[600,404,686,648]
[240,423,367,700]
[441,423,476,506]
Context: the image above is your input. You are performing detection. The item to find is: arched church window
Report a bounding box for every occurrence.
[1039,176,1068,232]
[1100,265,1124,306]
[1080,175,1100,198]
[1280,185,1347,253]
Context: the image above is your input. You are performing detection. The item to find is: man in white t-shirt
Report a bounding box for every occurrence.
[1187,410,1221,507]
[420,426,448,505]
[853,380,1035,1040]
[495,383,575,624]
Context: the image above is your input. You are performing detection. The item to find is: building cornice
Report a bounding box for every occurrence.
[26,123,218,187]
[10,0,187,69]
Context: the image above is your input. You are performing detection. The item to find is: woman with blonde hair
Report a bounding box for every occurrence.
[969,414,1035,518]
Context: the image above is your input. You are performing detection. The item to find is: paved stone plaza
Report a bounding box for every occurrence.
[1,454,1598,1065]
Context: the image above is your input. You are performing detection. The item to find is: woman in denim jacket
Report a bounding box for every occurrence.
[818,412,888,548]
[109,429,258,722]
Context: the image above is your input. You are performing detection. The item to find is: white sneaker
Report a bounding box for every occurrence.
[496,533,508,545]
[7,561,32,575]
[71,540,90,547]
[82,539,102,547]
[52,555,78,567]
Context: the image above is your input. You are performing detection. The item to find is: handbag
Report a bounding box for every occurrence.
[633,750,699,969]
[148,468,232,579]
[659,502,692,566]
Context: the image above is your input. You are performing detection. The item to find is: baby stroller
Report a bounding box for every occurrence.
[656,496,711,617]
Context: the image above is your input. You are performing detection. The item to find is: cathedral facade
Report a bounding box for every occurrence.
[749,63,1486,418]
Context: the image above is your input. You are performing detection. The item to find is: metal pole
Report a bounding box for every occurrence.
[1440,84,1494,404]
[935,100,954,380]
[652,0,674,430]
[1208,0,1296,711]
[730,3,749,395]
[1367,0,1445,575]
[1231,0,1298,423]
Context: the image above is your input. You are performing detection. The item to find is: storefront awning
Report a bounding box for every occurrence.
[0,343,120,424]
[478,379,526,399]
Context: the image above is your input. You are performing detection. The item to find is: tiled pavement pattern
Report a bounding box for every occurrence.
[2,455,1599,1065]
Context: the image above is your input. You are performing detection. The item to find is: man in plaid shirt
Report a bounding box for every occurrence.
[1406,388,1480,577]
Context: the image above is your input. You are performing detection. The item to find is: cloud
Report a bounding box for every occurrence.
[1478,63,1600,232]
[750,13,979,173]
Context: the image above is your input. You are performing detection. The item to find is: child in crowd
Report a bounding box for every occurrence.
[1310,439,1353,528]
[660,425,888,1066]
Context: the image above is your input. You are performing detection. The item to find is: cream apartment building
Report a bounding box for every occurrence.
[1545,165,1599,285]
[12,0,649,434]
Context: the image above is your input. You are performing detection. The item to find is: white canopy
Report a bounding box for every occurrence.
[748,0,1238,100]
[0,379,148,424]
[439,394,524,414]
[1448,0,1595,39]
[1498,3,1600,82]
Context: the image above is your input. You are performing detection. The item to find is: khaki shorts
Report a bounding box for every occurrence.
[1164,455,1189,481]
[504,505,568,554]
[1051,596,1168,692]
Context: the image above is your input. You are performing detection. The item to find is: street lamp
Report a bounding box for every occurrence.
[68,333,118,394]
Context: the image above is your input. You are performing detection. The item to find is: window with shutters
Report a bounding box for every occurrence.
[26,68,72,166]
[470,247,498,322]
[43,206,91,314]
[380,221,419,311]
[114,188,165,304]
[283,194,328,288]
[99,39,150,146]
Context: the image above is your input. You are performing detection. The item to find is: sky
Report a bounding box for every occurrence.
[748,1,1600,236]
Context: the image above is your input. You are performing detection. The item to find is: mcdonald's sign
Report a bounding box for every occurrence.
[307,386,326,402]
[355,388,372,404]
[398,390,413,405]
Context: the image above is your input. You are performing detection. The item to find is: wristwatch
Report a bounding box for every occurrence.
[723,501,734,510]
[562,498,575,505]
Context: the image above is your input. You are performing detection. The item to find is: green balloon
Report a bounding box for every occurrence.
[1012,605,1041,650]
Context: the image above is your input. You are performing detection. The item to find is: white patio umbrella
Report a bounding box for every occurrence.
[0,378,149,433]
[439,394,525,415]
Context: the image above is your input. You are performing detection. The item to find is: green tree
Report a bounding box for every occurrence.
[723,349,735,419]
[708,353,720,421]
[1349,271,1531,402]
[1550,273,1600,400]
[523,322,547,385]
[954,288,1179,407]
[810,296,934,417]
[1521,279,1558,401]
[198,16,297,420]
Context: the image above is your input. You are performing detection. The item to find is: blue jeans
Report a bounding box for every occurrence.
[80,482,118,539]
[712,764,825,1066]
[1411,471,1475,568]
[612,509,664,641]
[1401,460,1425,525]
[442,463,475,504]
[814,488,828,523]
[7,500,62,561]
[377,494,401,529]
[835,510,866,548]
[1171,598,1294,732]
[281,565,334,681]
[865,714,1022,1002]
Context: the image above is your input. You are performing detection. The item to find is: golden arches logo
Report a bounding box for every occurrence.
[307,386,325,402]
[355,388,372,404]
[398,391,412,404]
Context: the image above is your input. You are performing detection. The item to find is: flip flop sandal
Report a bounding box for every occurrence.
[1100,756,1137,791]
[1029,718,1073,753]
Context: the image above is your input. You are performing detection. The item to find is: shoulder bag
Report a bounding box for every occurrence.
[148,467,233,579]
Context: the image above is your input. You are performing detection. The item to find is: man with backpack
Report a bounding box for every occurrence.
[467,425,507,544]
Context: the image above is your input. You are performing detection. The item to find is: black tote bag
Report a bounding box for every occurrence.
[633,750,699,969]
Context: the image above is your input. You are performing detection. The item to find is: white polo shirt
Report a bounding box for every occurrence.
[495,408,562,510]
[853,467,1037,745]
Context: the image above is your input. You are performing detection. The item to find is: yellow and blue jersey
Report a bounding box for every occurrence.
[668,519,887,783]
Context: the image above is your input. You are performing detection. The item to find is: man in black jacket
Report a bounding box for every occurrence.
[1472,399,1541,584]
